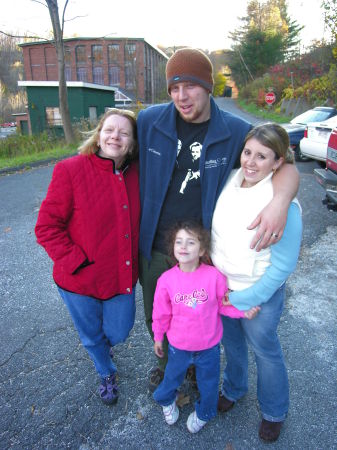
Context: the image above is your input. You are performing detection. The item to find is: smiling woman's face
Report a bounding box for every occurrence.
[97,114,134,167]
[240,137,284,188]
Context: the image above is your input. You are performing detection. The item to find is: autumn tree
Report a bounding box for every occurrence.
[228,0,302,86]
[322,0,337,57]
[0,33,26,122]
[213,72,227,97]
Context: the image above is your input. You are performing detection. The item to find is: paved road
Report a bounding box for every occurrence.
[0,99,336,449]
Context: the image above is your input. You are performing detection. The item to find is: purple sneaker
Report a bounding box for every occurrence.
[99,374,118,405]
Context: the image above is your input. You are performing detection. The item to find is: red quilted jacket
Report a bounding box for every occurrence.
[35,153,140,300]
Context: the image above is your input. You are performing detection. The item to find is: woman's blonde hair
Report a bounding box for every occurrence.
[78,108,138,160]
[244,123,294,164]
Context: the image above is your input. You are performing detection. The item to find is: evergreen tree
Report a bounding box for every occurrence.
[228,0,302,86]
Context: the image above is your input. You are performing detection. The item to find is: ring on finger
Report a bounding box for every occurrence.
[271,232,278,238]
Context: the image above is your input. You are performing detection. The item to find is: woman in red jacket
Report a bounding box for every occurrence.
[35,108,140,405]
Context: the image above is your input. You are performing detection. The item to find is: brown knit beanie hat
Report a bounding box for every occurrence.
[166,48,214,94]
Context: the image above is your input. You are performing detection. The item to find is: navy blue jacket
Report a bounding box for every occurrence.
[138,97,252,261]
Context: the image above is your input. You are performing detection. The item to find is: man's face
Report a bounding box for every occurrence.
[170,81,211,123]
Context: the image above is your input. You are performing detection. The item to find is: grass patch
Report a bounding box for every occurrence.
[0,145,77,170]
[237,99,290,123]
[0,132,77,170]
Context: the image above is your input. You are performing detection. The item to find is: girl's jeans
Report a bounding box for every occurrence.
[221,284,288,422]
[153,343,220,422]
[58,287,136,379]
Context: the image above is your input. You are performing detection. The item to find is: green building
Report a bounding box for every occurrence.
[18,81,116,135]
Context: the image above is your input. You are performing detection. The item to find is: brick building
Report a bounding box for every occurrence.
[19,37,168,104]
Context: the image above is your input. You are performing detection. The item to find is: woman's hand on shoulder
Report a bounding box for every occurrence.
[248,196,288,251]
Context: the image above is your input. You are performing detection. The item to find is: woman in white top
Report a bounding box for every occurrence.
[211,123,302,442]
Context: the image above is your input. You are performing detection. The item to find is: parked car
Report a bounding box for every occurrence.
[282,106,337,162]
[0,122,16,128]
[314,126,337,211]
[299,115,337,163]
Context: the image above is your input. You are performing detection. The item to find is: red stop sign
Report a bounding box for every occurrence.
[265,92,276,105]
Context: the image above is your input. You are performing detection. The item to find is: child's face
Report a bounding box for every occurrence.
[173,229,205,269]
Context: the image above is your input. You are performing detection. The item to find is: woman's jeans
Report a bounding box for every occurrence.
[221,284,288,422]
[58,287,136,379]
[153,343,220,422]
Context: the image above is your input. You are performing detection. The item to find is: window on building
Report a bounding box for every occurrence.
[92,45,103,65]
[45,107,63,126]
[124,43,136,61]
[64,46,72,80]
[125,63,135,88]
[75,45,86,65]
[124,43,136,89]
[77,67,87,82]
[64,46,72,65]
[89,106,97,123]
[93,66,104,84]
[65,66,72,81]
[108,65,120,85]
[108,44,119,63]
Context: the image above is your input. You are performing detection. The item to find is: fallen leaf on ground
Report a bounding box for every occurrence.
[176,392,190,407]
[224,443,235,450]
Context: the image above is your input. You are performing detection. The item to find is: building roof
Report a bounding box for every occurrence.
[18,81,117,92]
[19,36,169,60]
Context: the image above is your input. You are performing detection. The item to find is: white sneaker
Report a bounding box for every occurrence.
[186,410,207,433]
[162,400,179,425]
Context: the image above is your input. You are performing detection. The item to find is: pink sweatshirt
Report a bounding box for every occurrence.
[152,263,245,351]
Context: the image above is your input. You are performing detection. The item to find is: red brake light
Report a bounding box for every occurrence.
[303,127,308,138]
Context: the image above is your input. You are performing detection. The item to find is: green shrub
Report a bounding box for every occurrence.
[239,72,289,109]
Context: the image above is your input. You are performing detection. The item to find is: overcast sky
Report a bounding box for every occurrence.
[2,0,329,51]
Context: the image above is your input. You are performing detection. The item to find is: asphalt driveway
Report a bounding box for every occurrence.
[0,99,336,449]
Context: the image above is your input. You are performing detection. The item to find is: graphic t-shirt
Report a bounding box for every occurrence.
[153,114,209,253]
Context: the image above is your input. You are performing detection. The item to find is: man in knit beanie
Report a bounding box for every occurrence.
[163,48,214,123]
[166,48,214,94]
[137,47,299,435]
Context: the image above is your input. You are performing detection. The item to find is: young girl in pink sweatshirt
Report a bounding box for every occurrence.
[152,220,259,433]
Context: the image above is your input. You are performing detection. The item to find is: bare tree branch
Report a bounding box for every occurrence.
[61,0,69,35]
[0,30,45,40]
[64,15,88,23]
[31,0,48,7]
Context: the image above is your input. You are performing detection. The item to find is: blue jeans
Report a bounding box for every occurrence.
[153,343,220,422]
[221,284,288,422]
[58,287,136,379]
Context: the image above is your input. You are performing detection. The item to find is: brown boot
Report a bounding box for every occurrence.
[217,392,234,412]
[259,419,283,442]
